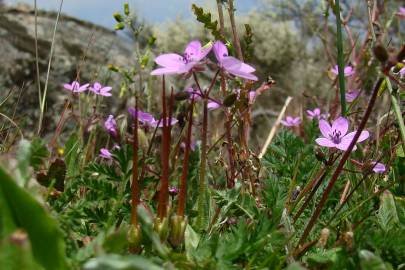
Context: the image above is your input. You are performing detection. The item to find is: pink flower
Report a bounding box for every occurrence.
[150,117,178,128]
[315,117,369,151]
[128,108,155,125]
[99,148,112,159]
[207,101,221,110]
[248,91,257,104]
[90,82,112,97]
[371,162,386,173]
[151,40,212,76]
[281,116,301,127]
[104,115,118,137]
[213,41,258,81]
[331,65,355,77]
[168,186,179,196]
[345,89,360,102]
[306,108,321,120]
[63,81,89,93]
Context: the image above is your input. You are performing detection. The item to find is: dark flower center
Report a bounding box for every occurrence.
[330,130,342,144]
[182,52,194,63]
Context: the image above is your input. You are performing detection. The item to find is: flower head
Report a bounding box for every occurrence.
[281,116,301,127]
[104,115,118,137]
[90,82,112,97]
[151,40,212,76]
[331,65,355,77]
[213,41,258,81]
[371,162,386,173]
[99,148,112,159]
[306,108,321,120]
[207,101,221,110]
[128,108,155,126]
[345,89,360,102]
[168,186,179,196]
[315,117,369,151]
[63,81,89,93]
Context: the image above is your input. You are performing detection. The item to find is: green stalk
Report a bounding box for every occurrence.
[386,78,405,152]
[334,0,346,116]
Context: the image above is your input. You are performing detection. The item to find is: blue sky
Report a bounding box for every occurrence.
[6,0,258,29]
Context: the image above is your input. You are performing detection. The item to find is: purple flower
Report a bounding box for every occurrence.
[150,117,178,128]
[207,101,221,110]
[151,40,212,76]
[90,82,112,97]
[169,186,179,196]
[128,108,156,126]
[213,41,258,81]
[100,148,112,159]
[63,81,89,93]
[315,117,369,151]
[371,162,386,174]
[345,89,360,102]
[281,116,301,127]
[306,108,321,120]
[104,115,118,137]
[248,91,257,104]
[331,65,355,77]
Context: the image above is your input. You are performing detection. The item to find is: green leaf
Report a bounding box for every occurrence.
[83,254,163,270]
[359,250,393,270]
[377,191,399,232]
[0,166,67,270]
[185,224,200,258]
[191,4,224,41]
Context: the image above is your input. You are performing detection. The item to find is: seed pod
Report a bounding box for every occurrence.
[174,91,190,101]
[223,93,238,107]
[373,44,389,63]
[153,217,169,242]
[113,12,124,23]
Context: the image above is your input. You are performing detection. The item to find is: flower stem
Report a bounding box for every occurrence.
[131,97,140,226]
[296,78,383,249]
[386,77,405,153]
[334,0,347,116]
[177,99,194,217]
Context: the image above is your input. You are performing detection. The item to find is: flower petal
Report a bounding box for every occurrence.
[154,53,183,68]
[332,117,349,136]
[319,119,332,138]
[213,41,228,62]
[315,138,336,148]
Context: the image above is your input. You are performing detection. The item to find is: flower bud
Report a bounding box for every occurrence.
[223,93,238,107]
[314,147,326,163]
[127,224,142,253]
[115,22,125,31]
[108,64,119,72]
[174,91,191,101]
[373,44,389,63]
[169,215,188,247]
[153,217,169,241]
[124,3,130,16]
[113,12,124,23]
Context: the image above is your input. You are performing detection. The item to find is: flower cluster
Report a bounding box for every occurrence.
[63,81,112,97]
[151,40,258,81]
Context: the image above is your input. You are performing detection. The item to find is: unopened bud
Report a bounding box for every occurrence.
[174,91,191,101]
[373,44,389,63]
[113,12,124,23]
[223,93,238,107]
[124,3,130,16]
[108,64,119,72]
[115,22,125,31]
[169,215,187,247]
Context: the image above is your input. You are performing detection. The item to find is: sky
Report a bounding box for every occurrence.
[5,0,259,29]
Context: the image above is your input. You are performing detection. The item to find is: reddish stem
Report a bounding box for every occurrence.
[177,99,195,217]
[130,97,140,226]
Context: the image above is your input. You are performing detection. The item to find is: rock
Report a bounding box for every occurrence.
[0,3,133,136]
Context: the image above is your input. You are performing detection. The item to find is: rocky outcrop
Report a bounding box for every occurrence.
[0,3,133,134]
